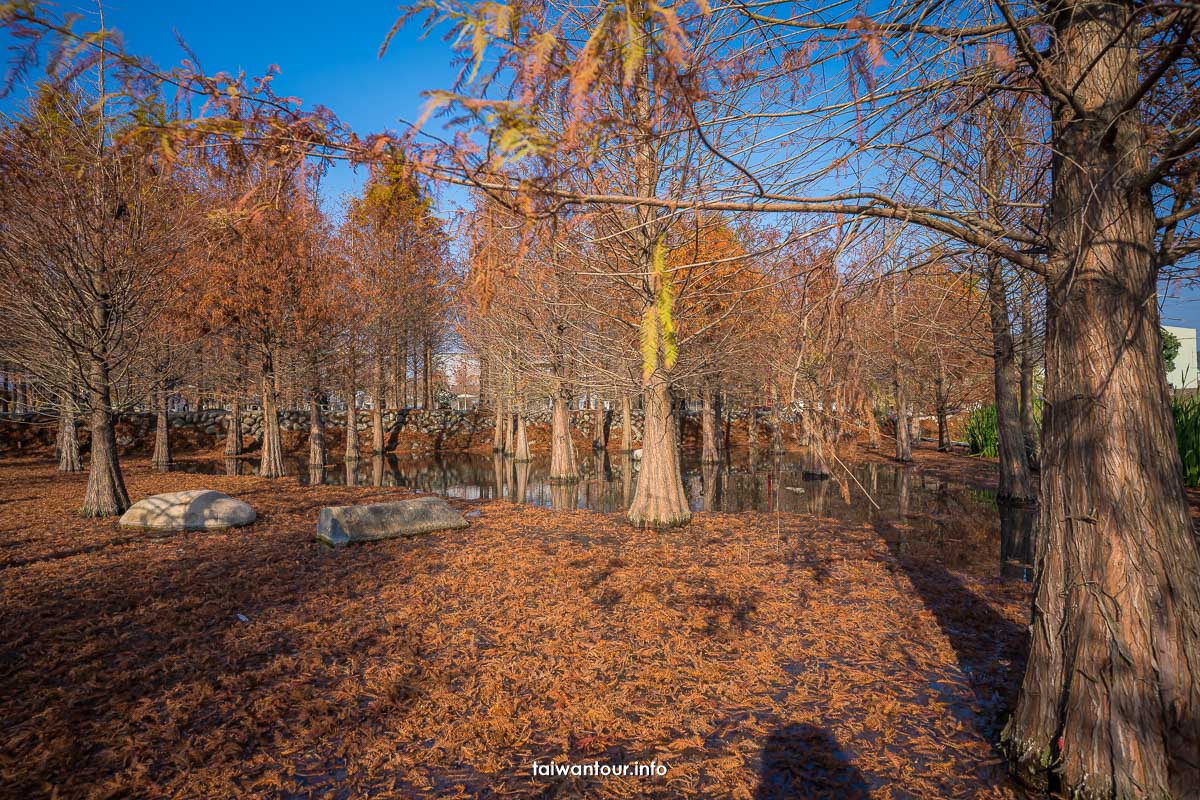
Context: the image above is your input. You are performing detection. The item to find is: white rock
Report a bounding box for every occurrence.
[119,489,256,531]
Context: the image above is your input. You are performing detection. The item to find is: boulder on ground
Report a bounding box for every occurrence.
[119,489,256,530]
[317,497,468,546]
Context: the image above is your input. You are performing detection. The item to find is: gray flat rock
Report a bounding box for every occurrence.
[120,489,256,530]
[317,497,468,546]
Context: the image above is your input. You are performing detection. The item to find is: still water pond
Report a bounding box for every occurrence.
[171,450,1035,580]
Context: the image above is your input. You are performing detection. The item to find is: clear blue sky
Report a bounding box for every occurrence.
[4,0,469,218]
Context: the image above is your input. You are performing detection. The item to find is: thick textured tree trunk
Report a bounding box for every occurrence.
[344,382,360,461]
[936,409,949,452]
[308,391,327,467]
[225,397,243,456]
[748,406,759,451]
[620,395,633,451]
[592,400,607,451]
[549,391,577,482]
[514,414,531,462]
[151,386,172,469]
[985,257,1036,503]
[701,385,721,463]
[628,369,690,528]
[57,391,81,473]
[81,359,129,516]
[259,369,286,479]
[1003,5,1200,797]
[1020,285,1040,471]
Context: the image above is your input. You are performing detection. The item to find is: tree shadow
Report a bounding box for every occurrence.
[879,512,1029,750]
[755,723,872,800]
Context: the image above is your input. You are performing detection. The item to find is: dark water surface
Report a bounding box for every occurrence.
[169,450,1034,580]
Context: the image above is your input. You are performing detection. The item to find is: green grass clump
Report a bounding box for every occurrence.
[1172,394,1200,487]
[966,404,999,458]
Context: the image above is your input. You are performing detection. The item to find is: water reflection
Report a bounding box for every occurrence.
[168,450,1037,579]
[999,504,1037,581]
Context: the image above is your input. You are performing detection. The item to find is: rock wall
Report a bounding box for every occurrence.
[0,407,651,455]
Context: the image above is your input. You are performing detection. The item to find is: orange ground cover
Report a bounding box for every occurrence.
[0,457,1030,799]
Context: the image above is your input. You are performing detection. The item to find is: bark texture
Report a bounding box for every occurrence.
[151,388,172,469]
[893,375,911,463]
[627,370,690,528]
[80,334,128,517]
[57,392,81,473]
[549,391,577,482]
[620,396,633,451]
[493,399,505,453]
[225,397,243,456]
[514,414,531,462]
[344,385,359,461]
[985,256,1036,503]
[1003,4,1200,796]
[259,371,286,479]
[701,385,721,464]
[80,384,128,516]
[308,393,327,468]
[593,401,607,451]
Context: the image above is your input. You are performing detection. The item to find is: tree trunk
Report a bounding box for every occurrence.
[344,380,360,461]
[549,390,577,482]
[423,340,433,409]
[1003,5,1200,797]
[57,390,81,473]
[748,406,759,451]
[985,256,1036,503]
[80,358,129,517]
[701,384,721,463]
[1020,281,1041,471]
[701,460,721,512]
[769,390,785,455]
[399,333,409,408]
[935,361,950,451]
[893,369,912,462]
[371,355,385,455]
[627,369,690,528]
[593,400,607,451]
[514,413,531,462]
[151,385,172,468]
[504,404,515,456]
[309,390,327,467]
[259,368,286,478]
[493,395,505,453]
[225,396,243,456]
[620,395,633,451]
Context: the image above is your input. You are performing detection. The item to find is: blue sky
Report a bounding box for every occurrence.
[7,0,471,218]
[4,1,1199,335]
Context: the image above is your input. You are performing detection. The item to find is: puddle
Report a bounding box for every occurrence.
[167,450,1035,580]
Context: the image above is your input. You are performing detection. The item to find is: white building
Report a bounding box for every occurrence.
[1164,325,1199,390]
